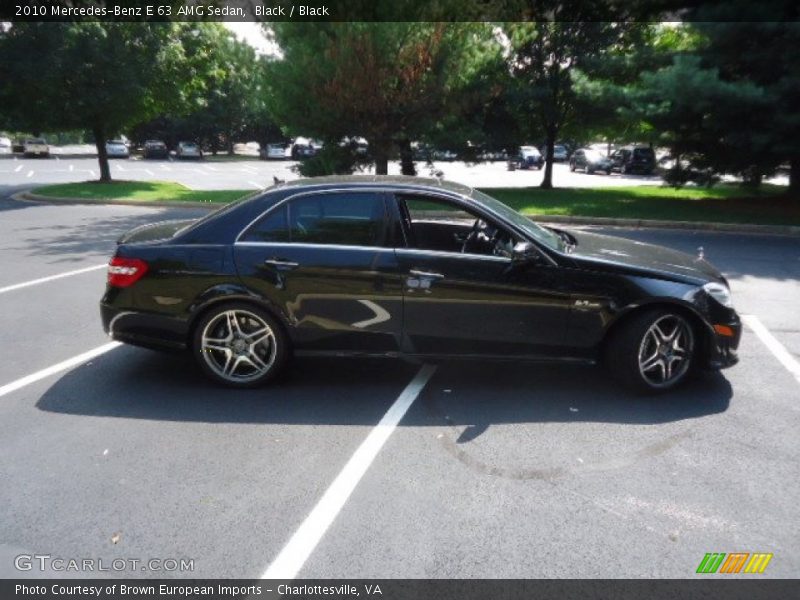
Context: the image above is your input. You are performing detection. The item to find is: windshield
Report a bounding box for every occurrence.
[471,189,562,251]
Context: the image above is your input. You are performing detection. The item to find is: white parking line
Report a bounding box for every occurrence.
[0,264,107,295]
[743,314,800,385]
[89,170,96,177]
[26,170,33,178]
[14,165,22,172]
[144,169,154,176]
[69,164,74,172]
[0,342,121,399]
[261,364,437,580]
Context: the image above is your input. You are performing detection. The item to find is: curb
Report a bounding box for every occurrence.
[13,190,800,236]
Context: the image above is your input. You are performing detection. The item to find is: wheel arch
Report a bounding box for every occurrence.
[601,299,713,359]
[186,286,292,350]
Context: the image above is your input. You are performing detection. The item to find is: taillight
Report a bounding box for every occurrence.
[107,257,149,288]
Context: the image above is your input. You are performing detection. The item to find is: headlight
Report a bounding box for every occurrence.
[703,282,733,308]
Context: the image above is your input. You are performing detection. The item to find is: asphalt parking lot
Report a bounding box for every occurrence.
[0,184,798,579]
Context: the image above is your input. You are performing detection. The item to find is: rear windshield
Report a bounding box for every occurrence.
[27,139,46,144]
[633,148,655,159]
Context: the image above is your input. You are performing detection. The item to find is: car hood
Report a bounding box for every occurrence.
[565,229,725,284]
[118,219,197,244]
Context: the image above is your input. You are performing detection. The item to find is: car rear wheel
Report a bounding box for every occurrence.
[193,303,289,388]
[607,309,695,394]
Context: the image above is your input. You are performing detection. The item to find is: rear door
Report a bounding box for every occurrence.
[233,190,404,353]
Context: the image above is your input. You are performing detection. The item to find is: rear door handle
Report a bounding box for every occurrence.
[264,258,299,270]
[409,270,444,280]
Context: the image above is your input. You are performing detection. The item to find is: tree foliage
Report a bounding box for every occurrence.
[0,22,189,181]
[501,19,649,188]
[266,22,486,175]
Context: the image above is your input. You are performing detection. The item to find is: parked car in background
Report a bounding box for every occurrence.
[143,140,169,159]
[100,176,740,393]
[22,138,49,157]
[541,144,569,162]
[291,142,317,159]
[508,145,544,170]
[0,136,11,153]
[176,141,201,160]
[105,140,130,159]
[569,148,613,174]
[263,143,289,160]
[610,146,656,175]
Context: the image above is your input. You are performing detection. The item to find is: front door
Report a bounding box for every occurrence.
[393,193,572,358]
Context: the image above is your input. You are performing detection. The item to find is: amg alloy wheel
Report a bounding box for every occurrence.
[193,303,288,388]
[637,315,693,389]
[607,309,695,393]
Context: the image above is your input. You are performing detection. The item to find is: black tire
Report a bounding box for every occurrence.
[587,166,595,174]
[569,162,576,172]
[605,308,695,394]
[192,302,290,388]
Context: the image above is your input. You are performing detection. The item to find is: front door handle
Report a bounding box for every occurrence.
[264,258,299,270]
[409,270,444,280]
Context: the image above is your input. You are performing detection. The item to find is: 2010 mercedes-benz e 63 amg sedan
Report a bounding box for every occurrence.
[100,176,740,393]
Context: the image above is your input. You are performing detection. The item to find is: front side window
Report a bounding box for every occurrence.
[398,194,519,258]
[241,192,387,247]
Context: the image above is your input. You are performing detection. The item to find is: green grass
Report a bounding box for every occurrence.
[481,184,800,226]
[33,180,799,226]
[34,181,250,204]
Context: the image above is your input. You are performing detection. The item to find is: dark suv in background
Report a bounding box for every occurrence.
[610,146,656,175]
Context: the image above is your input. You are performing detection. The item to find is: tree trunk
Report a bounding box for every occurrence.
[92,123,111,183]
[375,155,388,175]
[227,132,234,156]
[399,138,416,176]
[540,129,556,189]
[790,156,800,195]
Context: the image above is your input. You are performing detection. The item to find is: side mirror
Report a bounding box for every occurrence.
[511,241,540,264]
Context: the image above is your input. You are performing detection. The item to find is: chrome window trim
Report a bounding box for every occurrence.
[234,241,511,263]
[234,185,557,266]
[395,247,512,263]
[235,241,393,252]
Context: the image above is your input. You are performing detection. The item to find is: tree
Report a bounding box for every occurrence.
[626,9,800,190]
[501,18,649,188]
[0,23,188,182]
[265,23,480,175]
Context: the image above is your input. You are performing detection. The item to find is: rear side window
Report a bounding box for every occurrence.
[240,192,387,247]
[633,147,655,159]
[242,204,290,242]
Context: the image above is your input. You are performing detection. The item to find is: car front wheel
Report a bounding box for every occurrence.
[193,303,289,388]
[607,309,695,393]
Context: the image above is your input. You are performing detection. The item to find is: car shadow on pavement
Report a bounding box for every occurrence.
[36,345,731,427]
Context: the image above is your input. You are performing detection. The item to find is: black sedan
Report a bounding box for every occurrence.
[101,176,740,393]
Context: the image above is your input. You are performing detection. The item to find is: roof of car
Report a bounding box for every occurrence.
[277,175,475,198]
